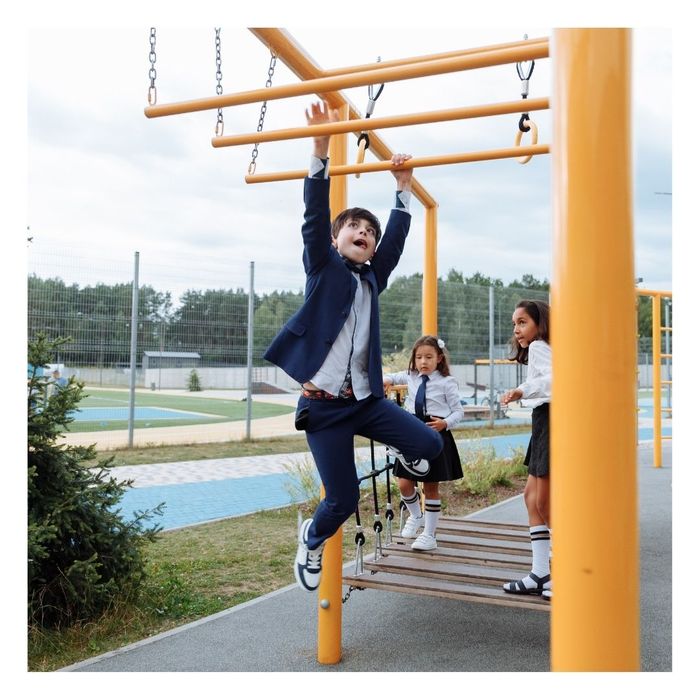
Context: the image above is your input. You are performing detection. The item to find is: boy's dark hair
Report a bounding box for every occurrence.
[331,207,382,244]
[408,335,451,377]
[509,299,550,364]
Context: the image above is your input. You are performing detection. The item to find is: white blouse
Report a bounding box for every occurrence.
[384,369,463,430]
[517,340,551,408]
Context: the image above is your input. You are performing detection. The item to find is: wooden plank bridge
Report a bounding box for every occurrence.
[343,516,550,612]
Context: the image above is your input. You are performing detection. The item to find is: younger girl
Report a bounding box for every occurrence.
[500,300,552,600]
[383,335,464,551]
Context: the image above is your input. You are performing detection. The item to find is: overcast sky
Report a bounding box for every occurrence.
[25,24,672,300]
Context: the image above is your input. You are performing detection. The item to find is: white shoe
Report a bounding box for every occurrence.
[401,513,424,538]
[294,518,325,591]
[411,532,437,551]
[387,446,430,478]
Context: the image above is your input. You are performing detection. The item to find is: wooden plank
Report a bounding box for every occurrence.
[439,516,530,532]
[342,571,549,612]
[434,520,530,541]
[365,554,525,587]
[378,541,532,570]
[393,532,530,555]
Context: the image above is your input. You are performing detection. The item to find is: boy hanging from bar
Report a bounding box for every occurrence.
[264,101,443,591]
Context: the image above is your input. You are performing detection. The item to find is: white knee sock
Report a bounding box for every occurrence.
[401,487,422,520]
[530,525,551,577]
[423,499,441,537]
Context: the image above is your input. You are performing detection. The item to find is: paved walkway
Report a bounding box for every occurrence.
[105,397,670,532]
[112,434,535,531]
[63,441,672,672]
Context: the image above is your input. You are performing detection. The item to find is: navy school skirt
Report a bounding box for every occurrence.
[392,424,463,483]
[524,402,550,477]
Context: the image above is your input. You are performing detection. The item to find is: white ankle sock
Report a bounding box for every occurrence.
[423,499,441,537]
[530,525,551,577]
[401,488,422,520]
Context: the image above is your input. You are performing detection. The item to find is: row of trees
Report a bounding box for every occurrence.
[29,271,662,368]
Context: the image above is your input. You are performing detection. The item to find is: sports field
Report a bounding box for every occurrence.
[68,389,295,433]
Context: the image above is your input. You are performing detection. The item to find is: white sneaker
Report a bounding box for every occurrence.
[387,446,430,478]
[411,532,437,551]
[294,518,325,591]
[401,513,424,538]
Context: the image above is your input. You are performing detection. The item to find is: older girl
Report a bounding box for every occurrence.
[501,300,552,600]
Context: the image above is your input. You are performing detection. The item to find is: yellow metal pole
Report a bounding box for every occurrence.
[551,28,638,671]
[144,43,549,118]
[317,105,348,666]
[212,98,550,148]
[423,206,438,334]
[245,145,550,183]
[652,293,662,468]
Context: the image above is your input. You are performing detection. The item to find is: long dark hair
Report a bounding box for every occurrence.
[408,335,451,376]
[509,299,550,364]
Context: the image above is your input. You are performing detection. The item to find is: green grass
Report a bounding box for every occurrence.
[68,388,294,432]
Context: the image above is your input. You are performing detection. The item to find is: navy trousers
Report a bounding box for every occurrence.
[299,394,444,549]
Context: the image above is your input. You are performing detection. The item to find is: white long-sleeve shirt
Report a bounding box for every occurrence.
[384,369,463,430]
[308,155,411,399]
[517,340,551,408]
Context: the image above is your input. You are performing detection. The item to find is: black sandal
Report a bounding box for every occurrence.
[503,572,551,595]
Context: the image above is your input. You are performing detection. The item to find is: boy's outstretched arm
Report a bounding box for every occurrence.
[390,153,413,193]
[305,101,340,160]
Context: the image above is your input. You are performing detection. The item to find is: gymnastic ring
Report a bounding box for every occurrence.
[355,133,370,178]
[514,119,538,164]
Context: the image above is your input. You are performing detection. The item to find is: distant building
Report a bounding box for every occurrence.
[142,351,201,370]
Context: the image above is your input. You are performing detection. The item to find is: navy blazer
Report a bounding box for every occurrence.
[263,176,410,398]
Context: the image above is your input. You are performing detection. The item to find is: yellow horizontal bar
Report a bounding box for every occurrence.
[661,436,672,440]
[246,144,550,183]
[660,380,672,385]
[635,289,673,298]
[660,353,672,359]
[660,326,672,332]
[320,37,549,76]
[145,43,550,118]
[213,98,550,148]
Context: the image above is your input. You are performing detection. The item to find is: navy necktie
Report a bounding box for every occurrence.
[415,374,429,420]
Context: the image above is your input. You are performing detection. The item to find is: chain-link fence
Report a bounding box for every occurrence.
[27,245,666,446]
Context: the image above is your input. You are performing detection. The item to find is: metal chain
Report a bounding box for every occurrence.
[148,28,157,105]
[215,28,224,137]
[341,585,365,604]
[248,50,278,175]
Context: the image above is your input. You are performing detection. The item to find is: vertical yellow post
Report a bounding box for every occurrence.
[317,105,348,666]
[423,205,438,334]
[551,29,639,670]
[651,293,662,468]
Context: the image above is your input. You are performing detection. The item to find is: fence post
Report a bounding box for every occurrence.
[246,261,255,440]
[488,285,494,426]
[127,251,140,448]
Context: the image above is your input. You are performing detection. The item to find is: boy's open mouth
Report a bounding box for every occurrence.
[353,239,368,249]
